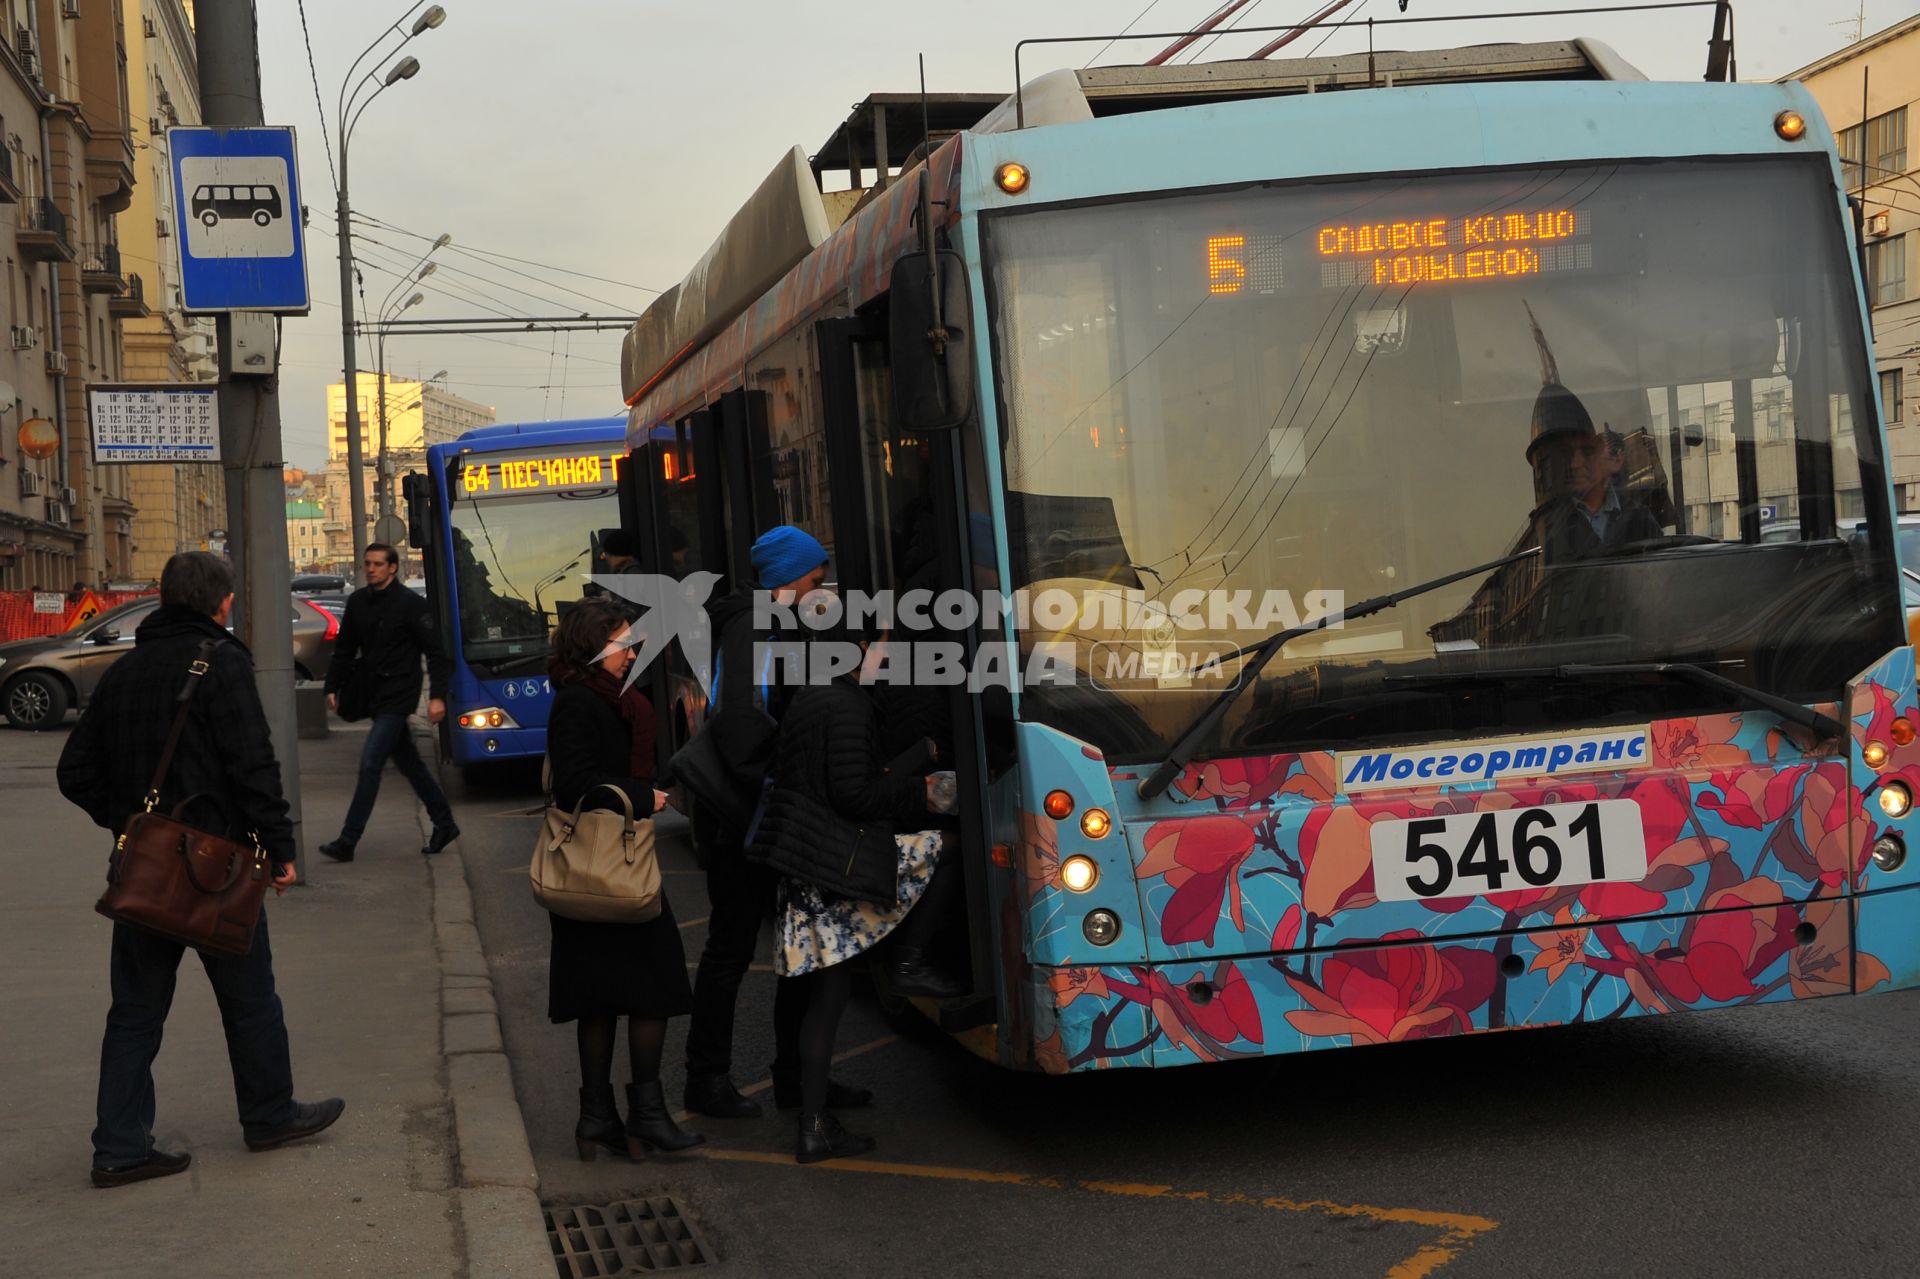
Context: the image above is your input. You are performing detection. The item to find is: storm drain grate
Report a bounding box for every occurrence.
[545,1196,715,1276]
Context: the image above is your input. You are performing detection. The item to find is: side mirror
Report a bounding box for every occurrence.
[890,249,973,433]
[91,628,120,645]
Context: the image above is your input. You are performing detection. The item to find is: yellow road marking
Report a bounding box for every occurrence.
[679,916,709,929]
[692,1150,1497,1277]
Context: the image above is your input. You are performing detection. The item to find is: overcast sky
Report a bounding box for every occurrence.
[255,0,1911,470]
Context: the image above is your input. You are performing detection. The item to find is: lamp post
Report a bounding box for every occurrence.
[376,291,423,521]
[336,2,445,579]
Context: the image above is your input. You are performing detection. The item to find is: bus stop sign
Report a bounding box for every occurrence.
[169,127,310,314]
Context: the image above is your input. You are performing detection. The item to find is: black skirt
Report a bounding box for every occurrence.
[546,892,694,1023]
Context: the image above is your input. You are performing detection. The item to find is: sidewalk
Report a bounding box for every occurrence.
[0,719,548,1278]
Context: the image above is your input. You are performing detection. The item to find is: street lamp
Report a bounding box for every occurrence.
[335,3,446,578]
[376,291,425,521]
[372,232,450,520]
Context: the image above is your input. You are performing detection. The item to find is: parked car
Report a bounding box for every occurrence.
[0,596,336,730]
[292,573,348,594]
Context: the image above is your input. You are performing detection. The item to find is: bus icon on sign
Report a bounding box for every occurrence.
[191,183,283,228]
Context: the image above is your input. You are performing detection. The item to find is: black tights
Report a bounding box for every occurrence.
[891,853,959,953]
[576,1015,667,1091]
[795,965,851,1114]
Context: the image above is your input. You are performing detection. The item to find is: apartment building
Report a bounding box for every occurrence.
[1789,15,1920,510]
[120,0,218,581]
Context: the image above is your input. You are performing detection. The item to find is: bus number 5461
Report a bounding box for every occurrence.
[1367,800,1648,904]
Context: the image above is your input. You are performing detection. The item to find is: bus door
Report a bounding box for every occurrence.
[816,310,994,1006]
[625,424,711,769]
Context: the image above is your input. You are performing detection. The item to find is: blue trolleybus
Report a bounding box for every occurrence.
[405,416,628,769]
[617,17,1920,1070]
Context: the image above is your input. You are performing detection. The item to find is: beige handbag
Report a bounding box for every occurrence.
[529,781,662,923]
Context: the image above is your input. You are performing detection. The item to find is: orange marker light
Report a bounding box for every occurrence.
[1894,718,1916,747]
[995,161,1031,195]
[1043,790,1074,820]
[1866,741,1891,770]
[1774,110,1807,141]
[1080,808,1112,839]
[991,843,1014,869]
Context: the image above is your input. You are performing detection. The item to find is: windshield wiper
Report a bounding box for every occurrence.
[1136,546,1543,800]
[1557,662,1843,740]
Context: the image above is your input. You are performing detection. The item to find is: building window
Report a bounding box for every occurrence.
[1868,234,1907,306]
[1883,368,1905,424]
[1841,107,1910,189]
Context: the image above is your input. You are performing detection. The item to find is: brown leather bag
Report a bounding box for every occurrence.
[96,640,273,957]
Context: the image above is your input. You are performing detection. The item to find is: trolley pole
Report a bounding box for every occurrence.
[194,0,305,881]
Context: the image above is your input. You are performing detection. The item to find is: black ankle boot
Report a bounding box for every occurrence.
[771,1061,873,1111]
[888,946,968,1000]
[796,1110,874,1165]
[683,1072,761,1119]
[626,1081,704,1154]
[575,1085,627,1161]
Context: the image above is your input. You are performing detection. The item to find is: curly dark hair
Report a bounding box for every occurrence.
[549,598,631,684]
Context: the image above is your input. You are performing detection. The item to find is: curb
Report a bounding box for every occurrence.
[429,847,553,1278]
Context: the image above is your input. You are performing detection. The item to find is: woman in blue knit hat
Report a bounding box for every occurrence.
[682,525,874,1120]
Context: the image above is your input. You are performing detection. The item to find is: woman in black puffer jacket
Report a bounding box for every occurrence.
[546,600,702,1160]
[750,630,946,1164]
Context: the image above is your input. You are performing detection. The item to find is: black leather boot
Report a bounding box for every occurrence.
[575,1085,628,1161]
[683,1072,762,1119]
[887,946,968,999]
[771,1061,873,1111]
[796,1110,875,1165]
[626,1081,705,1154]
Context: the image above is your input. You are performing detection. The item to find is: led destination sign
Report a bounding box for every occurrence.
[459,451,624,495]
[1316,208,1592,287]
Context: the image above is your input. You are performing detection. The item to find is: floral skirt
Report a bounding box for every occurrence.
[776,831,944,978]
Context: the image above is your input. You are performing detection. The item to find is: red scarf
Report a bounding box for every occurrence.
[579,667,656,783]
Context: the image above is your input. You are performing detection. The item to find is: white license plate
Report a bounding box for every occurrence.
[1368,800,1649,904]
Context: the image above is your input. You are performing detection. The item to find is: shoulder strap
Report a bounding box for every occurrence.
[143,638,221,813]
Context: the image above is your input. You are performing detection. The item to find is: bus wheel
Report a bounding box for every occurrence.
[253,209,271,227]
[200,210,218,227]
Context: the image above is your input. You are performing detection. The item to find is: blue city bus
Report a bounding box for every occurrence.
[405,416,628,769]
[618,26,1920,1070]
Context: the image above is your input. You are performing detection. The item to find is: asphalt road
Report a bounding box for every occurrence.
[447,759,1920,1279]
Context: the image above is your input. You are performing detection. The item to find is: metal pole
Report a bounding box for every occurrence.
[195,0,305,881]
[337,173,369,576]
[377,335,391,519]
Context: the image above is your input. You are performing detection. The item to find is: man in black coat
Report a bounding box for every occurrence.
[319,542,458,861]
[57,552,345,1187]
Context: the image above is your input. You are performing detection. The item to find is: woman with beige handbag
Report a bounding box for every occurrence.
[538,600,703,1159]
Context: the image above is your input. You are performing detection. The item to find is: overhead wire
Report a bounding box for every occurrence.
[344,212,650,313]
[295,0,338,194]
[1082,0,1179,67]
[352,211,662,295]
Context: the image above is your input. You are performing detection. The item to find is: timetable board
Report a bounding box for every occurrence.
[88,384,222,463]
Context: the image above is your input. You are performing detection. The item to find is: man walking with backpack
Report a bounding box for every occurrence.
[57,552,345,1186]
[319,543,458,862]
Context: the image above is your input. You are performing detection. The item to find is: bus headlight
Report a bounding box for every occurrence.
[1879,781,1912,819]
[1061,855,1099,893]
[457,706,519,730]
[1083,909,1121,946]
[1873,833,1907,871]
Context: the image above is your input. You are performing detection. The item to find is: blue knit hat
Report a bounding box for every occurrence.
[750,525,828,588]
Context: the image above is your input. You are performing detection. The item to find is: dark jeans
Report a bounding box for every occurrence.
[339,711,453,845]
[685,843,803,1079]
[95,914,295,1168]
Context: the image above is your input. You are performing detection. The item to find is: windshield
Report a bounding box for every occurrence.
[445,458,619,670]
[985,157,1899,762]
